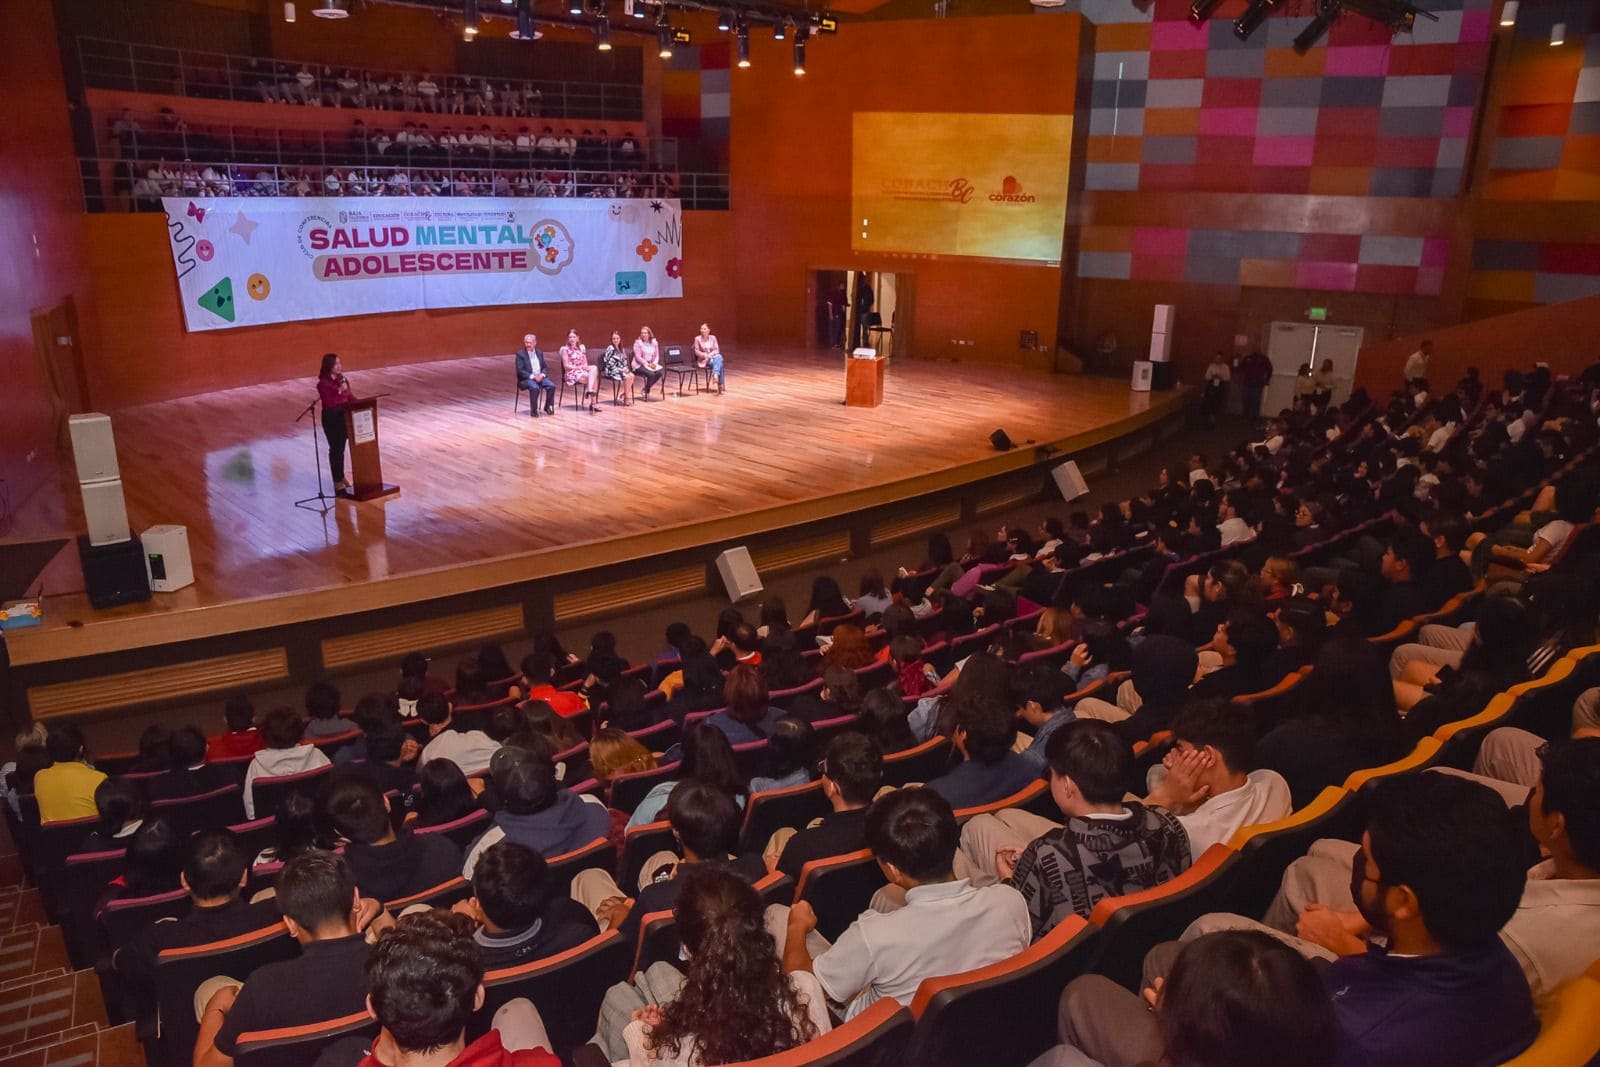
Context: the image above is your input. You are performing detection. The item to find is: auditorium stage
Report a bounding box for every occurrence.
[6,350,1186,691]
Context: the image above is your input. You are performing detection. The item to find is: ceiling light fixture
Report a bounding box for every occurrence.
[793,30,806,74]
[736,22,751,66]
[596,18,613,49]
[1293,0,1339,52]
[1232,0,1279,40]
[717,8,734,31]
[462,0,480,37]
[1498,0,1516,26]
[312,0,349,18]
[774,18,789,39]
[283,1,296,21]
[1550,21,1565,45]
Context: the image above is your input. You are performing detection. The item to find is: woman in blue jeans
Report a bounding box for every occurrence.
[694,322,725,394]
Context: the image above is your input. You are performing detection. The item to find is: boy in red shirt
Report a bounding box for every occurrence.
[206,694,264,761]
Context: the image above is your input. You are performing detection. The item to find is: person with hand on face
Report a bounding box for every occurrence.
[515,332,556,417]
[1142,699,1291,857]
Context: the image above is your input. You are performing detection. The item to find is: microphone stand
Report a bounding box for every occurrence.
[293,396,337,514]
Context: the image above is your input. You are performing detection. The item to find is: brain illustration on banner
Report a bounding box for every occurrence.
[159,197,685,332]
[530,219,576,276]
[197,277,236,323]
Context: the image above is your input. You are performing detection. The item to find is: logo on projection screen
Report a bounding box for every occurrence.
[880,177,974,204]
[988,176,1036,204]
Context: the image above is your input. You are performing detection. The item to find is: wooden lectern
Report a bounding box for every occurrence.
[845,352,887,408]
[343,397,400,501]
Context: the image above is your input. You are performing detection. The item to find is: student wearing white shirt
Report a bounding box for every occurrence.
[416,73,439,111]
[779,788,1031,1020]
[1143,699,1291,857]
[416,694,501,776]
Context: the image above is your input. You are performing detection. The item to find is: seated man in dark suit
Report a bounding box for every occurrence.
[516,332,555,416]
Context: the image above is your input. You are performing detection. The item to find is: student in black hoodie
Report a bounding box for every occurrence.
[451,840,599,968]
[322,771,462,903]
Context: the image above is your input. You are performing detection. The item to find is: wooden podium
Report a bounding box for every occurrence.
[342,397,400,501]
[845,352,888,408]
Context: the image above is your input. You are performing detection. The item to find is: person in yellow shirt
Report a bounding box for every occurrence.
[33,725,109,824]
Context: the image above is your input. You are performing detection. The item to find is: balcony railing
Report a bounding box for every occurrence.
[78,35,646,122]
[81,157,731,211]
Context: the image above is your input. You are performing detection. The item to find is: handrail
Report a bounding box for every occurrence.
[78,35,645,122]
[79,156,732,212]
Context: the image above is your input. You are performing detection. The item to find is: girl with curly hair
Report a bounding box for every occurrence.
[624,866,829,1065]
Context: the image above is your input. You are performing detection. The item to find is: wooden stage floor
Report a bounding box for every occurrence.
[9,349,1180,664]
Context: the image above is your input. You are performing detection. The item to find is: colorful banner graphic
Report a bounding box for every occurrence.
[161,196,685,332]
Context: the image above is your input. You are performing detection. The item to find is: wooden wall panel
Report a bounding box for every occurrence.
[0,0,84,515]
[728,15,1083,366]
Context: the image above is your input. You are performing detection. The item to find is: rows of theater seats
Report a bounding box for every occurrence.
[11,370,1600,1065]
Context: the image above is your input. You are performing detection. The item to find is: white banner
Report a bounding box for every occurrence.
[160,196,685,332]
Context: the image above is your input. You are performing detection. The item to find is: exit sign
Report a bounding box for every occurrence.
[1307,307,1328,321]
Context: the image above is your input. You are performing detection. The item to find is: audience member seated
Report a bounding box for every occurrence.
[406,759,483,829]
[777,788,1031,1019]
[1189,609,1283,699]
[786,665,859,725]
[335,910,559,1066]
[768,732,882,882]
[1374,526,1438,633]
[705,664,784,745]
[1256,638,1408,808]
[304,681,352,740]
[99,818,185,907]
[1400,596,1532,739]
[252,790,330,866]
[1142,700,1291,856]
[196,851,385,1067]
[587,727,659,787]
[959,720,1192,938]
[350,720,421,796]
[1263,595,1326,679]
[129,726,173,774]
[81,778,148,853]
[324,772,463,901]
[517,654,589,718]
[856,687,919,755]
[1040,930,1338,1067]
[461,748,609,877]
[924,694,1041,809]
[661,650,725,724]
[1135,774,1539,1067]
[417,693,501,776]
[582,779,766,949]
[595,866,830,1064]
[1074,636,1199,746]
[627,721,746,830]
[147,726,229,801]
[243,706,333,820]
[34,724,109,823]
[450,840,599,968]
[750,717,816,795]
[114,829,281,1007]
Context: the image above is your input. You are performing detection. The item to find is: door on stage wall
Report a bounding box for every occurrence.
[1263,321,1364,415]
[811,270,913,358]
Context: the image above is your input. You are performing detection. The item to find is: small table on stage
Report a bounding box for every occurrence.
[845,351,888,408]
[342,396,401,501]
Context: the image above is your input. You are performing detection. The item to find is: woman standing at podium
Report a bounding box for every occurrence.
[317,352,357,492]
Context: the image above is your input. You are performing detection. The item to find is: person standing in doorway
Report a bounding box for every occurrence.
[1236,347,1273,426]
